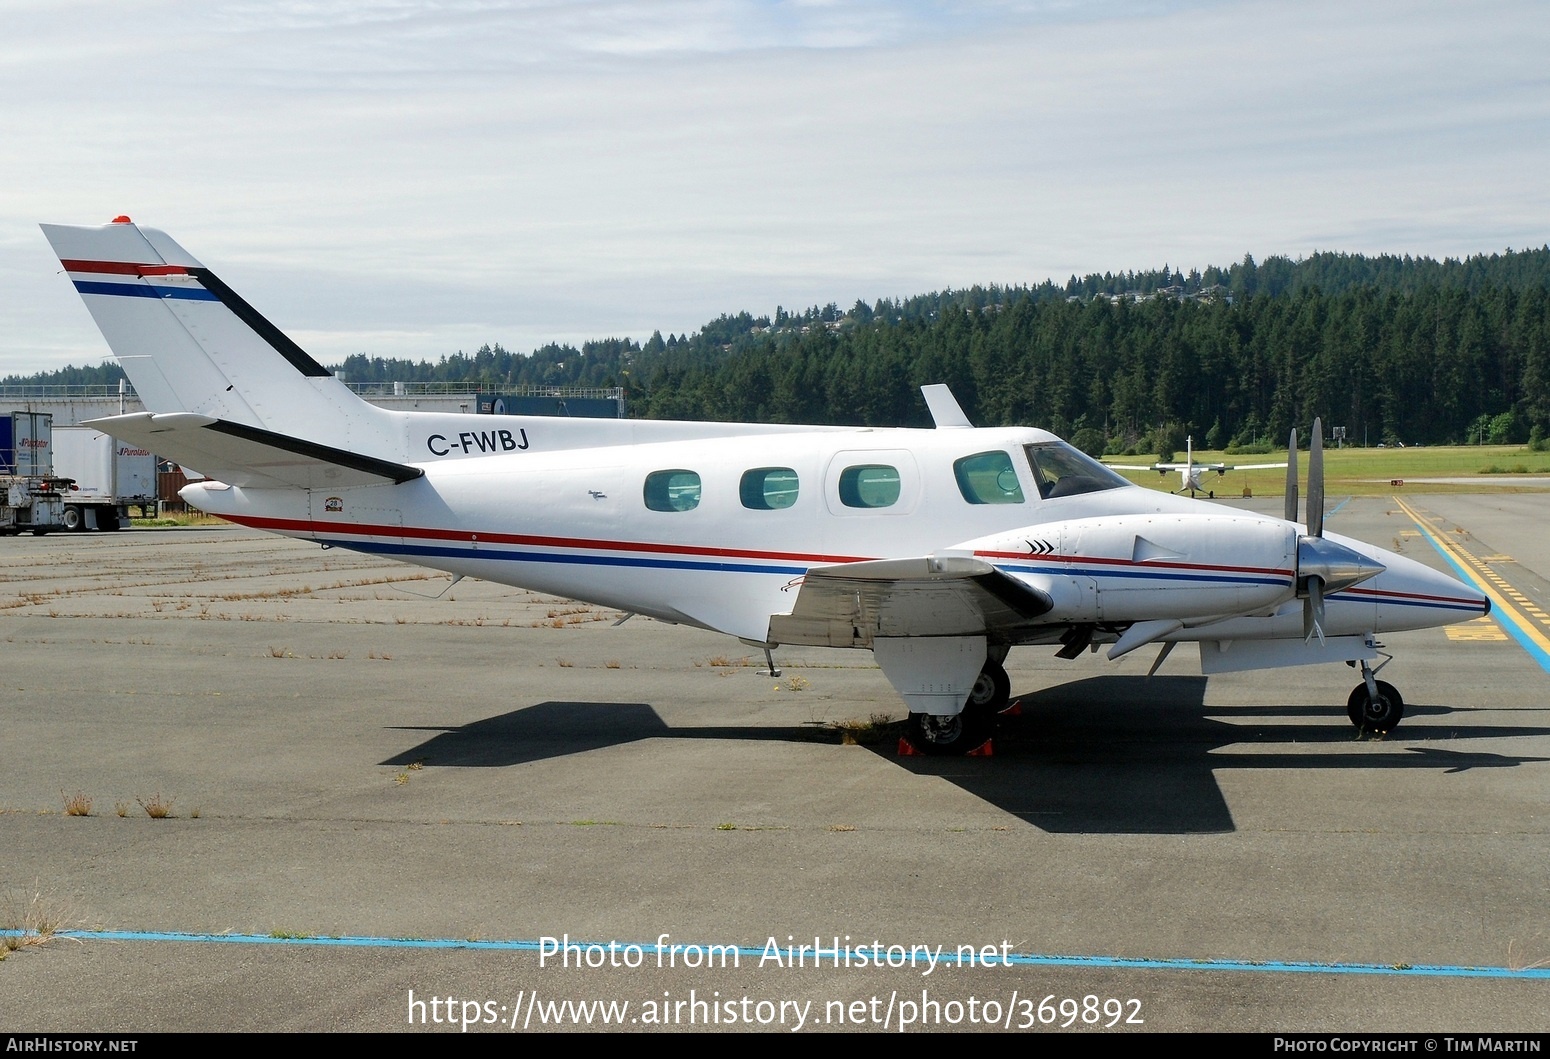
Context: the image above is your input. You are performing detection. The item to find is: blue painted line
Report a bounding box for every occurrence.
[74,280,219,301]
[8,930,1545,979]
[1413,526,1550,676]
[1325,497,1351,518]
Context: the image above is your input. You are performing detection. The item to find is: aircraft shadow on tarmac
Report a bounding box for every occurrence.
[383,676,1548,835]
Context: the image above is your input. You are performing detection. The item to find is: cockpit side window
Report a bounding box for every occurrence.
[1023,442,1132,498]
[953,450,1026,505]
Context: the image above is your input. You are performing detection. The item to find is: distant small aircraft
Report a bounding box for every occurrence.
[1111,436,1286,497]
[42,218,1489,754]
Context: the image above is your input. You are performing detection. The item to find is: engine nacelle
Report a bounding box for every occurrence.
[960,513,1300,623]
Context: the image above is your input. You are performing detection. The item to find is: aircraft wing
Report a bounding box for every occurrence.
[1110,460,1287,472]
[768,556,1054,648]
[1109,462,1188,472]
[85,412,424,490]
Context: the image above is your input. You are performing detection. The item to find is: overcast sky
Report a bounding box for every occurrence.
[3,0,1547,376]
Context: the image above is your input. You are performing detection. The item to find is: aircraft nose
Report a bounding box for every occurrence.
[1358,537,1491,631]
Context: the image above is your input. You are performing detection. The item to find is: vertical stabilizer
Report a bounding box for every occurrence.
[42,219,402,461]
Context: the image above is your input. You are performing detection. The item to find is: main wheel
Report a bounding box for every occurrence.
[1347,680,1404,734]
[907,708,991,756]
[907,661,1007,755]
[62,506,82,531]
[966,659,1011,713]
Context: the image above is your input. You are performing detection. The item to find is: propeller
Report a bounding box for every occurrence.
[1284,427,1299,523]
[1304,418,1324,642]
[1289,417,1383,644]
[1307,418,1324,538]
[1303,565,1326,644]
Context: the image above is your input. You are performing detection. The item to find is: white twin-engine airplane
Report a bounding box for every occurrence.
[1111,436,1287,497]
[43,219,1490,754]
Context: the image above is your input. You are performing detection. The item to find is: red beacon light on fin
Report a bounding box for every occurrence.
[110,215,133,224]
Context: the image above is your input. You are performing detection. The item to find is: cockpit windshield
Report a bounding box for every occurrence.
[1023,442,1133,498]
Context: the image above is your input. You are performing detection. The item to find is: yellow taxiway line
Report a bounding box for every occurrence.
[1393,495,1550,669]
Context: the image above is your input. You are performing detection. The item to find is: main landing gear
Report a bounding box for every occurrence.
[1346,657,1404,735]
[906,658,1011,756]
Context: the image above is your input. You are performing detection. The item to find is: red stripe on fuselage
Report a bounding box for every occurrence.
[1339,584,1486,608]
[224,513,873,566]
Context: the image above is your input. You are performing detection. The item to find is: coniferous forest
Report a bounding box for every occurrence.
[11,247,1550,453]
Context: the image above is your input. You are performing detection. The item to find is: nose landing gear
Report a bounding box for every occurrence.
[1347,656,1404,734]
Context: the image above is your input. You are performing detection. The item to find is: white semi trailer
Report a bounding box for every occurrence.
[0,411,66,535]
[52,426,158,531]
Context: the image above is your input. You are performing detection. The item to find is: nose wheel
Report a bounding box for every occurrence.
[906,660,1009,755]
[1347,679,1404,734]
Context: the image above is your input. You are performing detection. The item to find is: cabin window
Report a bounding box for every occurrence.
[740,467,800,510]
[643,469,702,512]
[1023,442,1132,498]
[954,451,1025,505]
[838,464,901,508]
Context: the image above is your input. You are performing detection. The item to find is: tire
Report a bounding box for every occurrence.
[907,708,991,756]
[966,659,1011,713]
[62,506,81,531]
[907,661,1007,755]
[1347,680,1404,733]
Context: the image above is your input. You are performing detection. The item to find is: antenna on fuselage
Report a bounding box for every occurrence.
[392,573,464,599]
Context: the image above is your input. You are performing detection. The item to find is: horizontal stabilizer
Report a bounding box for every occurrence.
[769,555,1053,647]
[85,412,423,490]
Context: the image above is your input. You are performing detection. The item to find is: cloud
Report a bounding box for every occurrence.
[4,0,1546,374]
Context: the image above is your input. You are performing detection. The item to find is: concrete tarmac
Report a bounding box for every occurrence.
[1,496,1546,1033]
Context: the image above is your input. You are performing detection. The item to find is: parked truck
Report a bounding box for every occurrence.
[52,425,158,531]
[0,411,66,535]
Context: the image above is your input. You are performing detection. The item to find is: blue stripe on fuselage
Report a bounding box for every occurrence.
[1325,591,1484,613]
[333,538,811,576]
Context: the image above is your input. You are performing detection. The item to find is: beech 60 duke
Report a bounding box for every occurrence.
[43,218,1489,753]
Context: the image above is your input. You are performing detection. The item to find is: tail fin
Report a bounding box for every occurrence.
[41,219,402,460]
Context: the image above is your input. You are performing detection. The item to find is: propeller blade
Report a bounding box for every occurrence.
[1303,575,1326,645]
[1308,417,1325,538]
[1284,427,1299,523]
